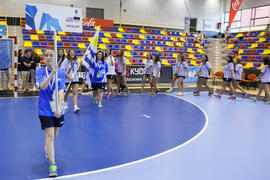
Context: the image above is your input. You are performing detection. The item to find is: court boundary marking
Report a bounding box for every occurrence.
[38,93,209,179]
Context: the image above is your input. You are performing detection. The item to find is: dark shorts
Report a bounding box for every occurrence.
[106,75,115,80]
[262,82,270,84]
[91,83,106,90]
[143,74,151,78]
[223,78,233,82]
[235,79,241,82]
[39,115,64,130]
[116,72,123,75]
[199,77,208,79]
[178,76,185,79]
[65,82,79,86]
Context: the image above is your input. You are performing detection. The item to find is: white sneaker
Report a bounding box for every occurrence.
[250,97,257,101]
[74,105,80,113]
[176,92,184,96]
[33,86,36,90]
[64,102,68,110]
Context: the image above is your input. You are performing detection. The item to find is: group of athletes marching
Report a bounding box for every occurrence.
[36,47,270,177]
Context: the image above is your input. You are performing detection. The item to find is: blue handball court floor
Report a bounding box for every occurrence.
[0,92,270,180]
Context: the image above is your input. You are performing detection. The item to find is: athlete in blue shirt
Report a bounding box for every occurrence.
[36,49,65,177]
[88,51,108,108]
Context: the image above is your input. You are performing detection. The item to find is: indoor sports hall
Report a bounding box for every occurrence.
[0,0,270,179]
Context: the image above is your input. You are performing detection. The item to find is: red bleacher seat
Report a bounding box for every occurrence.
[48,42,54,47]
[109,38,115,44]
[128,40,133,44]
[39,35,46,41]
[85,32,91,36]
[120,45,126,50]
[63,43,71,48]
[82,37,88,42]
[66,32,72,36]
[111,33,116,38]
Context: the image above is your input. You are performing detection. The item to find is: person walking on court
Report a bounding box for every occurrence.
[233,58,247,97]
[250,57,270,104]
[88,51,108,108]
[166,53,184,93]
[36,49,66,177]
[61,49,80,112]
[141,53,153,93]
[150,55,161,96]
[214,55,236,99]
[194,54,213,96]
[174,53,188,96]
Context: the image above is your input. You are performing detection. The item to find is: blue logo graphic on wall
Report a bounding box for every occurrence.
[25,4,37,30]
[173,66,200,83]
[25,4,62,31]
[39,13,62,31]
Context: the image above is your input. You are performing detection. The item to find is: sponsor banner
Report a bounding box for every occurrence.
[82,18,114,28]
[229,0,243,27]
[125,65,172,83]
[0,39,13,69]
[25,3,82,32]
[172,66,200,83]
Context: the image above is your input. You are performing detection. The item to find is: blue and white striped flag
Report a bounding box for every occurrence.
[81,26,100,86]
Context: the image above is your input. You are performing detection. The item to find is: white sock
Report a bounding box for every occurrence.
[74,105,78,109]
[169,87,173,90]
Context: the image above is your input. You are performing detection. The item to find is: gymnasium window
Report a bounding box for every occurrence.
[224,5,270,32]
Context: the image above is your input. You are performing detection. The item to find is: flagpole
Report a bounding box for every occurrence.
[54,30,59,113]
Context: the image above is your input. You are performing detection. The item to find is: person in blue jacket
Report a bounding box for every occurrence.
[36,49,66,177]
[88,51,108,108]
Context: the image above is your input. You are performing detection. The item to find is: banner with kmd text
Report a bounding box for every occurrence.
[25,3,82,32]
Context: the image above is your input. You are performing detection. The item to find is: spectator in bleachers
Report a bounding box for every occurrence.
[233,36,243,57]
[30,50,40,90]
[194,31,203,44]
[251,57,270,104]
[105,48,116,98]
[141,53,153,93]
[21,49,31,92]
[233,58,247,97]
[150,55,161,96]
[166,53,184,93]
[265,24,270,38]
[57,49,66,69]
[18,49,24,90]
[223,26,230,43]
[62,49,80,112]
[115,50,129,96]
[194,54,213,96]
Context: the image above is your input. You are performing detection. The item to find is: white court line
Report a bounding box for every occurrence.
[143,114,151,118]
[38,93,209,180]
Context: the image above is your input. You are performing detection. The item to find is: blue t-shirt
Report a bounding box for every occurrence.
[89,60,108,83]
[36,67,66,117]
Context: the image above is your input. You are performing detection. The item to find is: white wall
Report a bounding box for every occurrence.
[0,0,224,29]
